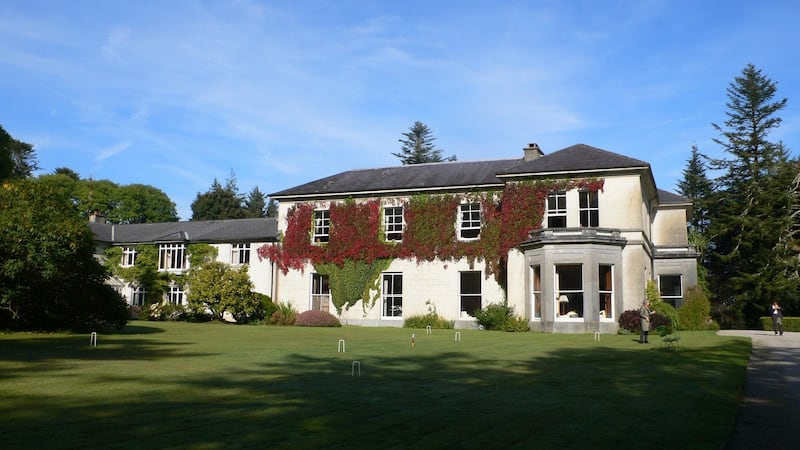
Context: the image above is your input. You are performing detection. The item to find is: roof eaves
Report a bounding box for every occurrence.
[271,183,507,201]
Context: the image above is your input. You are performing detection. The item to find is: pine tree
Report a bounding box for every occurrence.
[244,186,267,218]
[705,64,798,326]
[392,121,456,164]
[677,144,713,233]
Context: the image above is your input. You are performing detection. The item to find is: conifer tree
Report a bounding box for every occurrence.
[705,64,798,326]
[392,121,456,164]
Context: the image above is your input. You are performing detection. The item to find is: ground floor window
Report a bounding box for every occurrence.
[460,271,482,317]
[555,264,583,318]
[382,273,403,317]
[311,273,331,312]
[166,285,184,305]
[599,265,613,319]
[531,265,541,318]
[659,274,683,308]
[131,286,147,306]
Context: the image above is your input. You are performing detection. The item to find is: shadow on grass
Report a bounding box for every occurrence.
[0,338,751,450]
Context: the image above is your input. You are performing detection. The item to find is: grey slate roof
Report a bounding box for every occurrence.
[497,144,650,176]
[90,218,278,245]
[271,143,652,198]
[657,189,691,204]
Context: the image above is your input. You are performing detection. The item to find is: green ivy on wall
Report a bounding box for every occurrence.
[258,178,605,311]
[103,243,217,304]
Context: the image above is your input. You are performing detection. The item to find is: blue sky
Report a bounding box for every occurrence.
[1,0,798,220]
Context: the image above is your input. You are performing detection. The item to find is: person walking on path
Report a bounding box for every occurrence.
[639,299,651,344]
[771,301,784,335]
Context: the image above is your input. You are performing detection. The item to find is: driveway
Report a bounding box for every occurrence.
[717,330,800,450]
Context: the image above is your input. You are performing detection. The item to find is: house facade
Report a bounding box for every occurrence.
[267,143,698,333]
[89,217,279,307]
[88,143,697,333]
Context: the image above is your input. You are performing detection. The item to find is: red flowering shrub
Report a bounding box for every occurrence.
[295,310,342,327]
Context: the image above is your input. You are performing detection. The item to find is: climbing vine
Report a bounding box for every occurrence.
[258,178,604,311]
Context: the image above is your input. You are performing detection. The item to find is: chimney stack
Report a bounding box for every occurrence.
[523,143,543,161]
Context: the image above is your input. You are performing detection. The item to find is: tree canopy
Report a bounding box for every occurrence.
[703,64,799,327]
[0,124,39,180]
[392,121,456,164]
[0,179,128,330]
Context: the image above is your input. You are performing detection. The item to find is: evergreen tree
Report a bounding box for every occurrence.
[677,144,714,293]
[244,186,267,218]
[1,124,38,180]
[705,64,798,326]
[677,145,713,233]
[266,198,278,218]
[191,177,247,220]
[392,121,456,164]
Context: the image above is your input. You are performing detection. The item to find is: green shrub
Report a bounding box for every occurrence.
[618,309,672,334]
[759,316,799,332]
[474,303,529,332]
[269,301,296,326]
[678,286,716,330]
[295,310,341,327]
[403,313,454,329]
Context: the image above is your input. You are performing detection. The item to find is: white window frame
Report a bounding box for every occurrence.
[121,247,137,267]
[131,285,147,306]
[381,273,403,318]
[555,264,583,320]
[166,285,185,305]
[459,202,482,240]
[311,273,331,312]
[531,265,541,319]
[158,243,186,271]
[659,274,683,308]
[312,209,330,244]
[383,206,404,242]
[460,271,482,318]
[598,264,614,320]
[547,191,567,228]
[231,243,251,265]
[579,190,599,228]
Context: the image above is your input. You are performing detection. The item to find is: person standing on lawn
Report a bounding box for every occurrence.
[771,301,784,336]
[639,300,652,344]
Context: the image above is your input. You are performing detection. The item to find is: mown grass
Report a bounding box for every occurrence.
[0,322,750,449]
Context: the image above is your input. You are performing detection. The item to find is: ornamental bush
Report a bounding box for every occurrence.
[403,312,454,329]
[269,302,296,326]
[295,310,342,327]
[618,309,673,334]
[474,303,530,332]
[678,286,716,330]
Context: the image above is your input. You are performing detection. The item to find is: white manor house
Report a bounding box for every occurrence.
[91,143,698,333]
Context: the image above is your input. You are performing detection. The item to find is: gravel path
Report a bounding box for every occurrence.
[717,330,800,450]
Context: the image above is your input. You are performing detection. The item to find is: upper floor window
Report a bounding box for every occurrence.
[313,209,330,243]
[231,243,250,265]
[121,247,137,267]
[159,243,186,271]
[547,191,567,228]
[383,206,404,242]
[459,202,481,240]
[580,191,599,227]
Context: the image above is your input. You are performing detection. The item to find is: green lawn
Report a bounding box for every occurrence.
[0,322,750,449]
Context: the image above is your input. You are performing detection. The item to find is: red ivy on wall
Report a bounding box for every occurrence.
[257,178,605,289]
